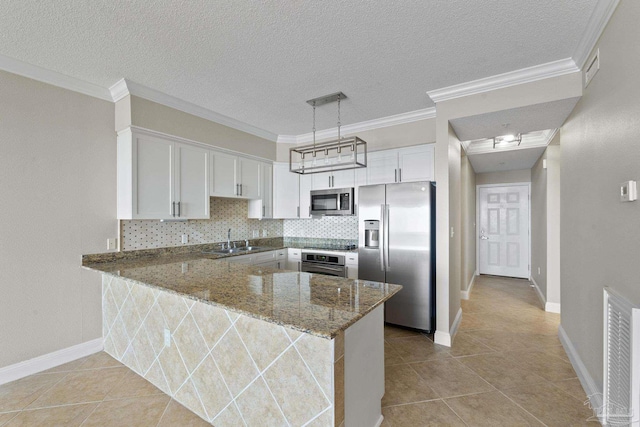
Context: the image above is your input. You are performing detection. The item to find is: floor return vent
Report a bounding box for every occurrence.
[603,287,640,426]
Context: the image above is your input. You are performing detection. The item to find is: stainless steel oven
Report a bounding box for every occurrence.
[310,188,354,216]
[300,251,347,277]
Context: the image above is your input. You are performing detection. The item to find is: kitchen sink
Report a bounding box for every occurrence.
[202,248,244,255]
[202,246,269,255]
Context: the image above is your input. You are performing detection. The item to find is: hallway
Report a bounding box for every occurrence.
[381,274,598,426]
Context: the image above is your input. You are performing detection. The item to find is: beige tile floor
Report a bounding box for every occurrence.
[0,275,598,426]
[381,274,599,427]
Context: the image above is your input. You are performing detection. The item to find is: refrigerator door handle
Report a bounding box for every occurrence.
[380,204,385,271]
[384,204,390,270]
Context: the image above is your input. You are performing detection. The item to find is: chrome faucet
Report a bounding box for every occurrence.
[227,229,231,249]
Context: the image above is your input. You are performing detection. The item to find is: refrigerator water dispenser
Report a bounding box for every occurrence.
[364,220,380,248]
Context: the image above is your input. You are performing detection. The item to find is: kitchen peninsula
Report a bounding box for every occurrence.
[83,246,401,426]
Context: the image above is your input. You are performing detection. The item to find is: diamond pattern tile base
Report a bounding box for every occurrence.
[102,275,336,426]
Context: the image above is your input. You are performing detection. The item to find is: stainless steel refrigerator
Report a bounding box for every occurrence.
[358,182,436,332]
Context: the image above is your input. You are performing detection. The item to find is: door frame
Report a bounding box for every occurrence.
[475,182,531,279]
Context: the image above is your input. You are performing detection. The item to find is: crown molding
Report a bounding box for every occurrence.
[277,107,436,144]
[572,0,620,69]
[427,58,579,104]
[0,53,112,101]
[109,79,279,142]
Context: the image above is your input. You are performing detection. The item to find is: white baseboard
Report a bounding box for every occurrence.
[545,302,561,313]
[374,414,384,427]
[434,308,463,347]
[558,325,604,423]
[460,271,477,300]
[530,276,546,308]
[0,338,103,386]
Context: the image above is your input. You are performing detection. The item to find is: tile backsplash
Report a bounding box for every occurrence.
[283,216,358,240]
[120,198,359,251]
[120,198,283,251]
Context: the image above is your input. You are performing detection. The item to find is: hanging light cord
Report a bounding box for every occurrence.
[337,94,342,152]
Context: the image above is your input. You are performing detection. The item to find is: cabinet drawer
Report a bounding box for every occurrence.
[253,250,277,263]
[346,254,358,266]
[288,248,301,259]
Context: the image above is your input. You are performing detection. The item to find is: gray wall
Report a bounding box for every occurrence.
[531,149,548,298]
[476,168,531,185]
[460,153,476,293]
[0,70,117,368]
[560,0,640,390]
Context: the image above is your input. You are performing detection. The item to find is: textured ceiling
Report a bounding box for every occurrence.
[0,0,598,135]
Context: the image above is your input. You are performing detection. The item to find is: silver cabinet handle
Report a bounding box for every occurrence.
[239,184,243,196]
[308,206,311,216]
[177,201,181,217]
[235,184,239,196]
[172,201,176,217]
[277,262,281,269]
[297,206,300,217]
[263,205,265,216]
[399,169,402,182]
[298,261,301,272]
[346,266,349,277]
[329,176,331,187]
[394,169,397,183]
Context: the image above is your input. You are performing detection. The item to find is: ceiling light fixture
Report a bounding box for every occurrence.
[290,92,367,174]
[493,133,522,148]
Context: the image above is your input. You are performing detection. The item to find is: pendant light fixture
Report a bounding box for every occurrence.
[290,92,367,174]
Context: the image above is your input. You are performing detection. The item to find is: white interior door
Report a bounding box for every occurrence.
[478,185,530,279]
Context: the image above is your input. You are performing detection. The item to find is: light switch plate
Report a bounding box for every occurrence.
[620,181,637,202]
[182,234,188,244]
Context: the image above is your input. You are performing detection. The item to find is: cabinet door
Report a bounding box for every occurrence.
[273,163,300,219]
[134,133,174,219]
[211,151,238,197]
[366,149,399,186]
[238,157,260,199]
[175,143,210,219]
[261,162,273,218]
[312,172,333,190]
[398,145,434,182]
[332,169,355,189]
[299,174,313,218]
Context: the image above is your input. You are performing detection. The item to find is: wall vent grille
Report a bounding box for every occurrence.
[603,287,640,426]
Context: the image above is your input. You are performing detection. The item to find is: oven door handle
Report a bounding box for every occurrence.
[303,264,344,272]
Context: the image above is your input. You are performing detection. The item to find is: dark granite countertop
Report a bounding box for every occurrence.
[83,243,401,339]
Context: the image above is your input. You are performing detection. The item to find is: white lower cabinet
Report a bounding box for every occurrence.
[226,250,285,269]
[287,248,302,271]
[346,253,358,279]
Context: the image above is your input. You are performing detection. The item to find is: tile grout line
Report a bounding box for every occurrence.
[440,398,471,427]
[232,320,292,427]
[497,388,549,427]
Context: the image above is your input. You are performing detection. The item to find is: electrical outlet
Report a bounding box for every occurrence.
[262,229,267,237]
[538,267,541,275]
[182,234,189,244]
[252,229,259,238]
[107,238,117,250]
[164,329,171,347]
[182,262,189,274]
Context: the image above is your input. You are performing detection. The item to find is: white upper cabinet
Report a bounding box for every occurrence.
[366,149,400,186]
[273,162,300,219]
[174,143,210,219]
[210,151,261,199]
[364,144,435,186]
[117,128,209,220]
[311,168,355,190]
[249,161,273,219]
[397,144,434,182]
[210,151,238,197]
[299,174,313,218]
[238,157,260,199]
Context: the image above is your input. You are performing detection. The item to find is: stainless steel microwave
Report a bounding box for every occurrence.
[310,188,354,216]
